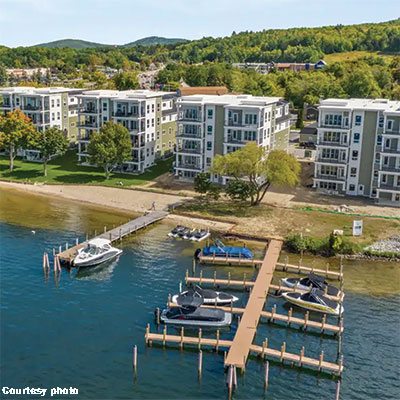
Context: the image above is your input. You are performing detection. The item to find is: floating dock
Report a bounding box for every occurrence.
[57,211,168,264]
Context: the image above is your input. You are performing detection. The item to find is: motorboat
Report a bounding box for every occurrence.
[171,285,239,306]
[282,288,343,316]
[190,229,210,242]
[168,225,185,238]
[160,293,232,328]
[281,274,340,297]
[73,238,122,268]
[196,239,253,259]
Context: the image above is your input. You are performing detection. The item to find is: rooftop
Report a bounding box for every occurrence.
[319,98,400,113]
[177,94,283,107]
[0,86,84,95]
[78,89,175,100]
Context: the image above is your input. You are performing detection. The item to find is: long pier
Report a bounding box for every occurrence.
[57,211,168,264]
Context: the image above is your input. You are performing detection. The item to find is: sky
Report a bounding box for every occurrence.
[0,0,397,47]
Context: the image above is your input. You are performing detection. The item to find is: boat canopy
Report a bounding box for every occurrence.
[176,291,204,307]
[87,238,112,248]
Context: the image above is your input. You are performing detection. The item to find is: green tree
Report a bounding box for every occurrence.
[225,180,256,202]
[212,143,301,205]
[296,109,304,129]
[31,126,69,176]
[0,109,36,171]
[87,121,132,179]
[112,71,139,90]
[194,172,220,202]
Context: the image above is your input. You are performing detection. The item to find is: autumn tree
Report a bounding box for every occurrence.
[212,143,301,205]
[0,109,36,171]
[31,126,69,176]
[87,121,132,179]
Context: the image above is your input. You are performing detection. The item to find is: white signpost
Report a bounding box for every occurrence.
[353,220,363,236]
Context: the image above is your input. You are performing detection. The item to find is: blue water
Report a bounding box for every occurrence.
[1,212,400,399]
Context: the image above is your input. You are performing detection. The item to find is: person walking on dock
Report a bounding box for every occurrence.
[151,201,156,211]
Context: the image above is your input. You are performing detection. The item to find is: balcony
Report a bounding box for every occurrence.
[176,163,202,171]
[179,112,202,122]
[378,184,400,192]
[132,142,145,149]
[80,108,98,115]
[318,123,350,130]
[380,147,400,155]
[317,140,348,148]
[177,146,202,155]
[380,165,400,173]
[77,121,98,128]
[383,129,400,136]
[316,157,347,165]
[112,111,140,118]
[314,174,346,182]
[224,120,258,128]
[23,104,42,111]
[0,103,12,108]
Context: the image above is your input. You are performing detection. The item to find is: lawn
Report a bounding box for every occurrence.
[324,50,396,64]
[0,150,173,186]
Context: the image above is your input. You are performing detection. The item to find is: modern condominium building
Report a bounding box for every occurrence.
[175,94,290,181]
[77,89,177,173]
[0,86,83,160]
[314,98,400,206]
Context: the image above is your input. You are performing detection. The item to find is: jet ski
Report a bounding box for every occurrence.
[161,293,232,328]
[190,229,210,242]
[168,225,185,238]
[281,274,340,297]
[171,285,239,306]
[177,227,192,239]
[282,288,343,316]
[183,228,195,240]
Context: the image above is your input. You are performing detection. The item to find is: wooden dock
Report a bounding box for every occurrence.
[57,211,168,264]
[198,255,343,280]
[224,240,281,369]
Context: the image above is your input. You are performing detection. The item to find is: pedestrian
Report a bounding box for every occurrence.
[152,201,156,211]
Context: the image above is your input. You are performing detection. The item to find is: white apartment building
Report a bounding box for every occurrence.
[314,98,400,206]
[175,94,290,182]
[0,86,83,160]
[77,90,177,173]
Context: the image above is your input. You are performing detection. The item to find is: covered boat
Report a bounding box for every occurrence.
[197,239,253,259]
[73,238,122,268]
[161,293,232,328]
[282,274,340,297]
[171,285,238,306]
[282,288,343,316]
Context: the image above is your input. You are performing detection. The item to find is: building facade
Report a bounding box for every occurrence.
[314,98,400,206]
[0,86,83,160]
[175,94,290,181]
[76,89,177,173]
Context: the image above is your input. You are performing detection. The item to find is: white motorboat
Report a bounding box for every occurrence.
[74,238,122,268]
[282,274,341,297]
[190,229,211,242]
[172,285,239,306]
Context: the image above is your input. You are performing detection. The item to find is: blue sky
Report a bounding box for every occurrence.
[0,0,397,47]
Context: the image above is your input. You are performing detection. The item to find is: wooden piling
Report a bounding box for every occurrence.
[227,365,233,398]
[280,342,286,363]
[233,366,237,388]
[198,328,202,350]
[155,308,160,325]
[287,307,292,327]
[318,350,324,372]
[335,380,341,400]
[303,311,309,331]
[66,242,68,250]
[228,271,231,286]
[192,258,196,274]
[321,314,326,333]
[270,304,276,322]
[180,327,184,349]
[299,346,304,367]
[198,350,202,377]
[162,325,167,346]
[213,270,216,287]
[199,270,203,285]
[42,253,46,271]
[59,245,62,254]
[216,330,220,352]
[133,345,137,374]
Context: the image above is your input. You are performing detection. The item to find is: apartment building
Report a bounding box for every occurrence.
[0,86,83,160]
[77,89,177,173]
[314,98,400,206]
[175,94,290,181]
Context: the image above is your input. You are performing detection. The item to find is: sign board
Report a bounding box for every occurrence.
[353,220,363,236]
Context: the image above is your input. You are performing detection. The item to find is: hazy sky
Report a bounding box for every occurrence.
[0,0,396,47]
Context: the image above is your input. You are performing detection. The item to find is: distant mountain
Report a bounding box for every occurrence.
[34,39,110,49]
[124,36,188,47]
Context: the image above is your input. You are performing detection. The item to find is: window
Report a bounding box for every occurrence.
[152,119,154,127]
[387,120,394,131]
[64,112,67,119]
[324,114,342,126]
[168,127,172,134]
[147,119,150,128]
[157,118,160,126]
[207,126,213,135]
[52,113,55,121]
[375,153,380,164]
[157,103,160,112]
[353,133,360,144]
[103,102,107,111]
[51,99,54,107]
[382,174,387,183]
[63,99,67,106]
[207,109,213,119]
[207,141,212,151]
[355,115,362,126]
[152,104,154,113]
[378,115,384,128]
[374,170,379,178]
[245,114,258,125]
[147,105,150,114]
[103,116,107,123]
[57,99,60,107]
[377,135,382,145]
[350,168,357,177]
[352,150,358,160]
[349,184,356,191]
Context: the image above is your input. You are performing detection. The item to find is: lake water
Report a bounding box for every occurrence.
[0,187,399,399]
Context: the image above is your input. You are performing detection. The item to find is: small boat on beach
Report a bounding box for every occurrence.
[282,274,341,297]
[73,238,122,268]
[172,285,239,306]
[168,225,185,238]
[196,239,253,259]
[168,226,210,242]
[161,293,232,328]
[190,229,210,242]
[282,288,343,316]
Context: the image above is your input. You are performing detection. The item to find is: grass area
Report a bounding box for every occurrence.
[324,50,396,63]
[178,198,399,245]
[0,150,173,186]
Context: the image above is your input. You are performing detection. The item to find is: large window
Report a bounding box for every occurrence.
[245,114,258,125]
[324,114,342,126]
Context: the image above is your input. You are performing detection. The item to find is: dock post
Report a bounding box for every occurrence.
[321,314,326,334]
[162,325,167,347]
[180,327,184,350]
[318,350,324,372]
[287,308,292,327]
[145,324,150,346]
[230,299,233,313]
[213,270,216,287]
[94,230,97,238]
[133,345,137,374]
[335,380,341,400]
[185,269,189,283]
[42,253,46,271]
[179,281,182,293]
[264,361,269,390]
[59,245,62,254]
[109,232,112,241]
[224,351,227,364]
[228,271,231,286]
[227,365,233,398]
[339,256,343,282]
[280,342,286,364]
[216,329,220,352]
[303,311,309,331]
[270,304,276,322]
[198,328,202,350]
[75,238,78,246]
[119,229,122,241]
[155,308,160,325]
[198,350,202,378]
[233,366,237,388]
[86,233,88,241]
[168,294,171,305]
[299,346,304,367]
[192,258,196,274]
[52,248,55,257]
[284,255,288,271]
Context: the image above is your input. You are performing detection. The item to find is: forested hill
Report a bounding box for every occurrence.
[124,37,188,47]
[0,20,399,68]
[34,39,109,49]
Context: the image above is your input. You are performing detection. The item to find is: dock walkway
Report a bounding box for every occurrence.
[224,239,282,369]
[57,211,168,263]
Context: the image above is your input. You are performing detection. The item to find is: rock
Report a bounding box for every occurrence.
[364,236,400,253]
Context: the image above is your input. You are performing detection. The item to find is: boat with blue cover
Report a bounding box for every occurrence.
[195,239,253,259]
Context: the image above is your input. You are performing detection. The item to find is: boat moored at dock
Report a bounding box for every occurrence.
[73,238,122,268]
[282,274,341,297]
[196,239,253,259]
[171,285,239,306]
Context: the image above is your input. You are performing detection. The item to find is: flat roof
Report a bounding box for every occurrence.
[0,86,85,95]
[177,94,284,107]
[78,89,175,100]
[319,98,400,113]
